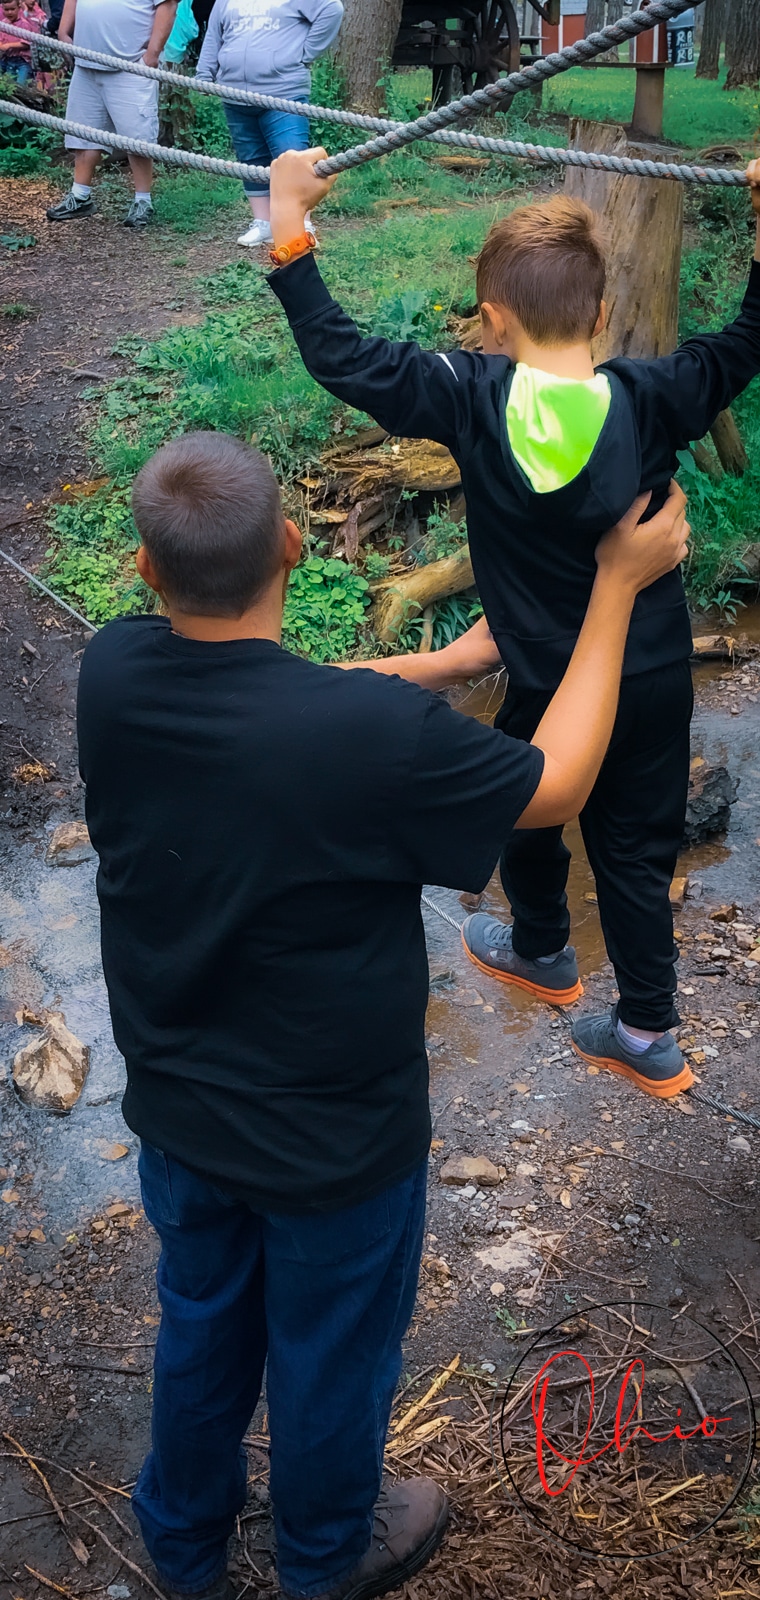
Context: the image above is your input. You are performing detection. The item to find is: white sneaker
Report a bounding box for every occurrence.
[237,219,274,249]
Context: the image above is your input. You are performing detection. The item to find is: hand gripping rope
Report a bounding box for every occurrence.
[0,0,751,190]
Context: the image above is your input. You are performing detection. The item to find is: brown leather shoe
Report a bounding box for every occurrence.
[280,1477,449,1600]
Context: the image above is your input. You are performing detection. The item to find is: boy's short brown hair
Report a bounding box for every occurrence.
[475,196,606,346]
[132,431,285,617]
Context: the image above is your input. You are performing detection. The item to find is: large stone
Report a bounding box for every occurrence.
[46,821,95,867]
[439,1154,501,1188]
[682,764,737,849]
[13,1013,90,1114]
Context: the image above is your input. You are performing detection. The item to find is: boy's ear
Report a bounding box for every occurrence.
[593,300,607,338]
[480,300,517,353]
[135,544,164,596]
[283,518,302,573]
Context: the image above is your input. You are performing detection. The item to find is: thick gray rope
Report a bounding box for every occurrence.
[1,92,749,191]
[5,0,699,181]
[0,97,271,182]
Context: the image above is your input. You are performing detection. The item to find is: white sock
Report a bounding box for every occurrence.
[134,191,151,203]
[536,949,565,965]
[72,182,91,200]
[617,1018,657,1055]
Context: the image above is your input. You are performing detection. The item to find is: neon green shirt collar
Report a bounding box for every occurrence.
[506,362,612,495]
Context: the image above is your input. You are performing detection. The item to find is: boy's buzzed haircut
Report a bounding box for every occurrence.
[476,196,607,346]
[132,432,285,617]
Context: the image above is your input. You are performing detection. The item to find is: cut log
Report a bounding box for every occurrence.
[709,409,749,477]
[373,544,475,644]
[631,65,666,141]
[565,120,684,362]
[325,437,461,496]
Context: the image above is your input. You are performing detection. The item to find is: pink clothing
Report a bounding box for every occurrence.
[0,4,43,56]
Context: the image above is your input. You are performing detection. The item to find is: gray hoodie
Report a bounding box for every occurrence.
[197,0,343,98]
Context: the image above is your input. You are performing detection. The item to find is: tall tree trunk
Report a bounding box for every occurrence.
[335,0,404,113]
[585,0,607,36]
[725,0,760,89]
[696,0,727,78]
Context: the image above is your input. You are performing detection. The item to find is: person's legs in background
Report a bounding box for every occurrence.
[132,1143,268,1593]
[224,102,311,248]
[572,658,696,1096]
[47,66,108,221]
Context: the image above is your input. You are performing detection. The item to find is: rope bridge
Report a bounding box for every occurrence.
[1,0,750,190]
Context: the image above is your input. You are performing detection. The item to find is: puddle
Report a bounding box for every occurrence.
[0,837,135,1231]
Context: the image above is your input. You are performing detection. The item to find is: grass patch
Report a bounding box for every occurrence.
[1,300,37,320]
[545,62,760,151]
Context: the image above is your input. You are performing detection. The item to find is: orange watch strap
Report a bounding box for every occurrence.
[270,231,317,267]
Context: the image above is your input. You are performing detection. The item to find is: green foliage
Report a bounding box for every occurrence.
[0,106,57,173]
[0,231,35,251]
[1,300,36,319]
[415,506,467,565]
[197,257,261,306]
[399,594,482,653]
[545,62,760,151]
[363,548,391,580]
[282,556,370,661]
[372,287,448,345]
[152,169,243,232]
[677,444,760,619]
[189,92,235,157]
[45,487,145,624]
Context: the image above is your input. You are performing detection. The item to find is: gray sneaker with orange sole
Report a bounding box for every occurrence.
[571,1007,694,1099]
[461,914,582,1006]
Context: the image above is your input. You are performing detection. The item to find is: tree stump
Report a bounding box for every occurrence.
[565,119,683,361]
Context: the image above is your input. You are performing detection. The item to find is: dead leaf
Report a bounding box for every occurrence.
[559,1189,572,1209]
[2,1190,20,1203]
[99,1142,129,1162]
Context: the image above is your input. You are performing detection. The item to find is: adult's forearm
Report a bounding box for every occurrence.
[523,572,635,827]
[58,0,76,41]
[337,647,467,691]
[145,0,177,62]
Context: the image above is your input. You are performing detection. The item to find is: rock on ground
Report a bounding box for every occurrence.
[12,1012,90,1114]
[683,763,737,848]
[46,822,95,867]
[439,1154,501,1187]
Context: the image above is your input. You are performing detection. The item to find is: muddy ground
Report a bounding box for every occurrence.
[1,175,760,1599]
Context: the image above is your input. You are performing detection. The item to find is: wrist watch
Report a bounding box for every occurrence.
[269,230,317,267]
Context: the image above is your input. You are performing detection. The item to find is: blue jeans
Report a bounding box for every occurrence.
[223,100,310,196]
[0,57,32,83]
[133,1143,427,1598]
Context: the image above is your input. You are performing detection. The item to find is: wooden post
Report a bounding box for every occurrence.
[631,64,666,139]
[565,119,683,361]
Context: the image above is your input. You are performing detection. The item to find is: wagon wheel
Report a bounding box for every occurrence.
[471,0,521,86]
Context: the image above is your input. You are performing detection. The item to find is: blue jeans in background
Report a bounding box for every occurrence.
[132,1143,427,1598]
[223,100,310,196]
[0,57,32,84]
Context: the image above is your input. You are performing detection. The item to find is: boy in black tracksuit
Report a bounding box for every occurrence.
[267,148,760,1099]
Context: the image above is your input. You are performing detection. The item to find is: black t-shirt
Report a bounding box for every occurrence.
[77,617,543,1212]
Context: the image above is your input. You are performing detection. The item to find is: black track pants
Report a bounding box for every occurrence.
[496,660,694,1031]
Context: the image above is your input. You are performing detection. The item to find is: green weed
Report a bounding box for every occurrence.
[1,300,36,319]
[44,487,144,624]
[282,556,370,660]
[152,169,244,232]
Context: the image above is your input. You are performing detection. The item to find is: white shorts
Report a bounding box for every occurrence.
[64,63,159,151]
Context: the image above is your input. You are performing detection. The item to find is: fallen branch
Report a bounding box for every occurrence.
[3,1435,89,1566]
[373,545,474,643]
[392,1354,461,1436]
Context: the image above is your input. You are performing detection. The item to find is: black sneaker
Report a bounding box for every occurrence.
[124,197,154,228]
[462,913,583,1005]
[46,190,94,222]
[159,1574,234,1600]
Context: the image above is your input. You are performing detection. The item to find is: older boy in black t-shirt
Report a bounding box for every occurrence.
[78,431,686,1600]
